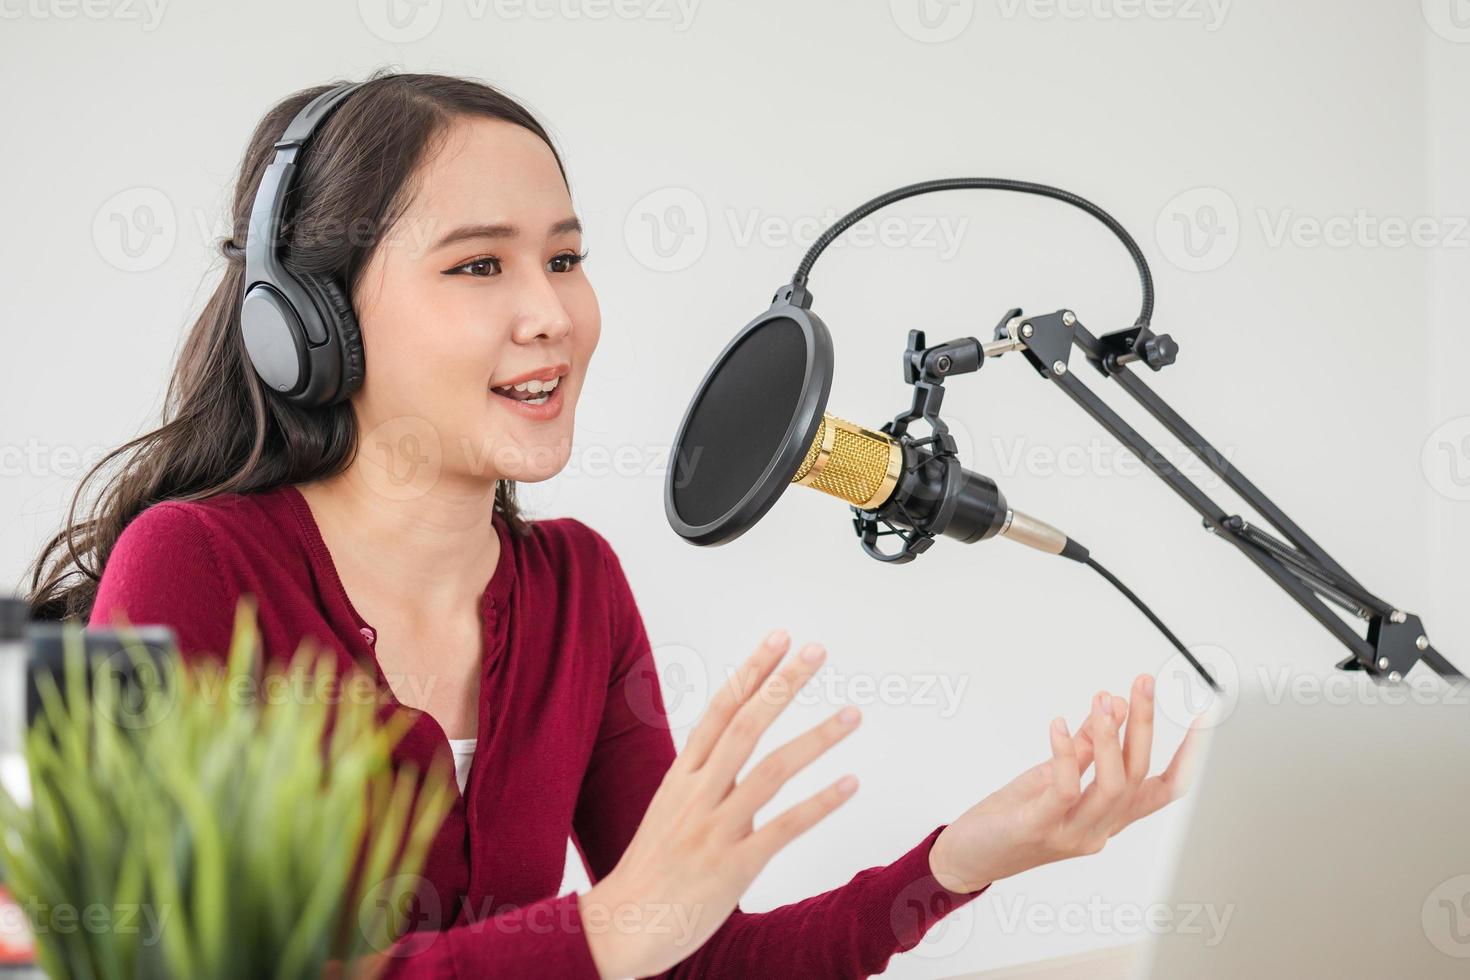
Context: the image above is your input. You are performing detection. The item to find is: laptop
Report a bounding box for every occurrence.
[1137,677,1470,979]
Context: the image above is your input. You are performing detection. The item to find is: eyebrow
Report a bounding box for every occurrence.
[431,216,583,251]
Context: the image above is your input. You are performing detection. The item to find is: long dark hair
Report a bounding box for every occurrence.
[27,70,567,622]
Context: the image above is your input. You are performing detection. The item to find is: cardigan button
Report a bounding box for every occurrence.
[359,626,376,645]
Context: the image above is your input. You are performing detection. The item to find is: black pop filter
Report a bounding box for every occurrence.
[665,295,833,545]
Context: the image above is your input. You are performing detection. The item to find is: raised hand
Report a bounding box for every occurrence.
[579,630,862,980]
[926,675,1204,894]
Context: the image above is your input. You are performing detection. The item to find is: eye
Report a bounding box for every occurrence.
[444,256,502,277]
[548,249,589,274]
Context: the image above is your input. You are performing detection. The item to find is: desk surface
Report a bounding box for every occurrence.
[949,943,1140,979]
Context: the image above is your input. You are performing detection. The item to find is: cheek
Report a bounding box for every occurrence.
[359,275,501,410]
[569,281,602,360]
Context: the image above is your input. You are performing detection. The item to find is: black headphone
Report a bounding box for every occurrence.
[240,81,366,408]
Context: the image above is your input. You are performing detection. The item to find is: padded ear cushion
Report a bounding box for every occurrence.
[302,273,364,401]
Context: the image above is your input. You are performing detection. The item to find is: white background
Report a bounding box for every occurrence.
[2,2,1467,975]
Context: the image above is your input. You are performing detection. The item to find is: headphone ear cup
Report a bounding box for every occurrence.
[303,273,365,402]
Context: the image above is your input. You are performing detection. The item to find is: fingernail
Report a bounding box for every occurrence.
[1143,675,1155,696]
[801,644,826,664]
[1052,717,1067,736]
[837,774,859,795]
[839,705,861,726]
[766,629,789,649]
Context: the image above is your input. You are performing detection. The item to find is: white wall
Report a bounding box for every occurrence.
[2,3,1464,975]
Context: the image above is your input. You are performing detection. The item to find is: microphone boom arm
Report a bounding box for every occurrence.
[982,307,1464,685]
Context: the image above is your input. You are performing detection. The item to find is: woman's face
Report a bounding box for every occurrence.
[350,115,599,492]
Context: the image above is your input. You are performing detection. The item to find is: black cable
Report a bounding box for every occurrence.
[1084,555,1222,693]
[791,177,1156,328]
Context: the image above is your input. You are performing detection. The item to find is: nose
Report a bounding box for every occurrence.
[510,267,573,344]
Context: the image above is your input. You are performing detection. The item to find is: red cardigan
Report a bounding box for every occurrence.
[89,485,984,977]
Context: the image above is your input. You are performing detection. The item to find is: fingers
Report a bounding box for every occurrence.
[697,640,829,794]
[1131,715,1207,820]
[1046,717,1083,810]
[719,704,863,824]
[741,773,859,867]
[1068,691,1126,829]
[1121,674,1155,782]
[1072,695,1124,775]
[680,630,789,771]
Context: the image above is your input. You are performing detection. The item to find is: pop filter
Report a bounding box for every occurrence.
[665,290,833,546]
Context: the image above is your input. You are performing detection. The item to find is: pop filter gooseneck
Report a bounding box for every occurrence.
[664,180,1220,691]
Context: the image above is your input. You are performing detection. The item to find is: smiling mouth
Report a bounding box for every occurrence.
[491,375,561,406]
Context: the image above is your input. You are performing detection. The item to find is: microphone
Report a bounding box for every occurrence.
[664,284,1087,563]
[792,411,1088,560]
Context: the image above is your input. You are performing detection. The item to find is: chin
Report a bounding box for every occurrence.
[494,437,573,483]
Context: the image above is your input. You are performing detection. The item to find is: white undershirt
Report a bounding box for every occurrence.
[448,738,477,793]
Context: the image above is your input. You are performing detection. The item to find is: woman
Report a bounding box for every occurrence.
[28,70,1197,978]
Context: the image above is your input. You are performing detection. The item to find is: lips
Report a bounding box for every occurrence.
[489,375,566,421]
[490,363,569,390]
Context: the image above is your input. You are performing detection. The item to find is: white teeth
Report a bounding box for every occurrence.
[492,375,561,401]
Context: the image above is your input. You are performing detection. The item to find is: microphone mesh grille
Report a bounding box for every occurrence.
[792,413,900,509]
